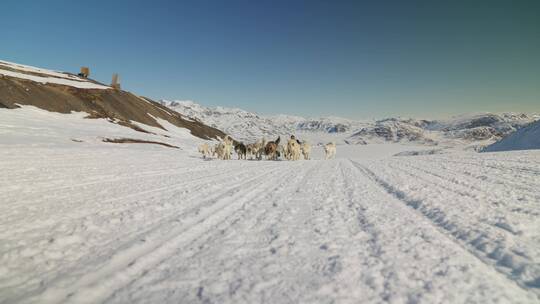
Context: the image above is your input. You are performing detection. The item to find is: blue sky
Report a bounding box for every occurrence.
[1,0,539,119]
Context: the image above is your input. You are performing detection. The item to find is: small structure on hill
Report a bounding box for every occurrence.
[78,67,90,78]
[111,73,121,90]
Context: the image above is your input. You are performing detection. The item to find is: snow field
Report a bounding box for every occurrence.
[1,143,539,303]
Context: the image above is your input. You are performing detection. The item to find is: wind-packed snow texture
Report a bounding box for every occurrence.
[1,106,539,303]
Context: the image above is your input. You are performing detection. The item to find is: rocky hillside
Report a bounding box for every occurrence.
[162,100,538,148]
[347,118,435,145]
[0,60,224,140]
[427,113,536,141]
[160,100,299,141]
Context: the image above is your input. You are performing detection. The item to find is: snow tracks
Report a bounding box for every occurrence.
[1,146,539,303]
[350,151,540,302]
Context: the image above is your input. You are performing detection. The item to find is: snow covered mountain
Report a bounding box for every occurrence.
[160,100,297,141]
[483,120,540,152]
[161,100,539,148]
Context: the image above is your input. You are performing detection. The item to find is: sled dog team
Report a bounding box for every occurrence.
[199,135,336,160]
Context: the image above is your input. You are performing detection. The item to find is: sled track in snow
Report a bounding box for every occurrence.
[14,163,301,304]
[391,159,540,200]
[349,160,539,299]
[2,148,540,304]
[1,160,280,206]
[107,162,325,303]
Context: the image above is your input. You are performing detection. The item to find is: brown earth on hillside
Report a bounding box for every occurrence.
[102,138,180,149]
[0,63,97,83]
[0,75,225,140]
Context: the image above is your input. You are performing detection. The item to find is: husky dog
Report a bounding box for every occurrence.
[198,143,211,159]
[287,138,301,161]
[222,135,234,160]
[251,138,266,160]
[301,142,311,160]
[234,142,247,160]
[278,144,288,160]
[215,135,234,160]
[324,142,336,159]
[214,143,224,159]
[212,143,220,158]
[264,136,281,160]
[246,143,257,160]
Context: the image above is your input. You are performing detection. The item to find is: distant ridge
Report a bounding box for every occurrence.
[161,99,539,149]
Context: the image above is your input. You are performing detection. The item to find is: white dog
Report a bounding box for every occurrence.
[301,142,311,160]
[253,138,267,160]
[214,135,234,160]
[287,139,301,161]
[198,143,211,159]
[212,143,220,158]
[221,135,234,160]
[279,144,288,160]
[324,142,336,160]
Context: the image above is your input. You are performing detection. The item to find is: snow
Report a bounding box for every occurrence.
[1,107,540,303]
[0,68,110,90]
[484,120,540,152]
[0,60,83,80]
[0,60,110,90]
[430,112,540,132]
[0,105,205,148]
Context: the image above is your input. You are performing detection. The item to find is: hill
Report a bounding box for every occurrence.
[0,60,224,141]
[483,120,540,152]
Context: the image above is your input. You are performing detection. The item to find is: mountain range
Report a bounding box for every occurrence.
[161,100,539,150]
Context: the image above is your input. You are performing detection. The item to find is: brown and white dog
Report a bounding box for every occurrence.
[246,143,257,160]
[212,143,220,158]
[250,138,266,160]
[214,143,224,159]
[265,136,281,160]
[324,142,336,159]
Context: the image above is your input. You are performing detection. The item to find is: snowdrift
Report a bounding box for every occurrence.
[483,120,540,152]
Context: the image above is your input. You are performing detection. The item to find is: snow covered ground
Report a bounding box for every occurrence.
[1,108,540,303]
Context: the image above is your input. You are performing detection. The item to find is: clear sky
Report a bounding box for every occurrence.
[1,0,539,119]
